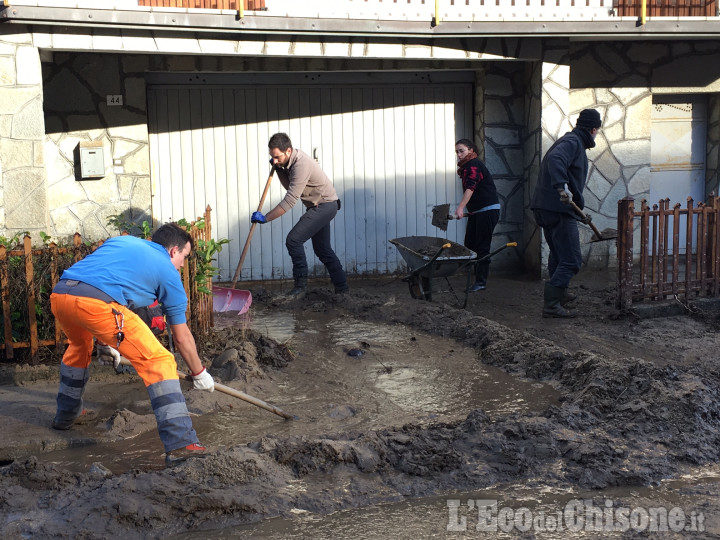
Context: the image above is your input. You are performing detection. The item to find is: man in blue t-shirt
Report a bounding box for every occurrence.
[51,223,214,466]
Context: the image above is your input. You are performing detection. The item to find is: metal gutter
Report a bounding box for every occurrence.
[1,5,719,39]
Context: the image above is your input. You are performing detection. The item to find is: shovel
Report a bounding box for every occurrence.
[212,166,276,314]
[118,358,295,420]
[431,203,473,232]
[569,201,618,243]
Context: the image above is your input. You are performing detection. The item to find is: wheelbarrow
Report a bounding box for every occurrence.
[390,236,517,309]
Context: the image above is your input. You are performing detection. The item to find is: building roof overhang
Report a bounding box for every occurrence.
[2,4,719,41]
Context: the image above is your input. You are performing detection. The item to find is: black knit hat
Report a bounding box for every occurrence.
[576,108,602,129]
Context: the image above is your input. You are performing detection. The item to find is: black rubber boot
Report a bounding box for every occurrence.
[560,289,577,306]
[543,282,577,318]
[334,282,349,294]
[286,277,307,299]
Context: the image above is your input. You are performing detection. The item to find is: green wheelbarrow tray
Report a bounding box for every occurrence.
[390,236,517,308]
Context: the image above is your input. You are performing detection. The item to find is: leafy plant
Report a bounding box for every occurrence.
[38,231,52,245]
[194,237,230,294]
[177,218,229,295]
[0,231,27,249]
[107,213,152,239]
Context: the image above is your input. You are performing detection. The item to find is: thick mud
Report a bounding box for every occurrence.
[2,271,720,538]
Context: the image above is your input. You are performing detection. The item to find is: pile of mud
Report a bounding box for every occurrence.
[2,286,720,538]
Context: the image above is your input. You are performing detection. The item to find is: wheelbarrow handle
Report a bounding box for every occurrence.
[475,242,518,263]
[411,242,452,276]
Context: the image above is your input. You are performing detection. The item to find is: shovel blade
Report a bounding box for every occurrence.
[212,287,253,315]
[590,227,619,243]
[431,203,451,231]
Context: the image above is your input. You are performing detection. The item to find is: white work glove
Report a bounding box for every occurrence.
[97,344,122,373]
[557,183,572,206]
[191,367,215,392]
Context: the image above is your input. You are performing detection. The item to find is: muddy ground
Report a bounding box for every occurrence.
[3,268,720,538]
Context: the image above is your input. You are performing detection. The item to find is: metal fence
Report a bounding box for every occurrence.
[617,196,720,309]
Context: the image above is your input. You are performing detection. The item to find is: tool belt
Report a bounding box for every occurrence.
[133,300,166,336]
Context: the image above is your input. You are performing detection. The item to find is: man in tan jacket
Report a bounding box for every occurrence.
[251,132,349,297]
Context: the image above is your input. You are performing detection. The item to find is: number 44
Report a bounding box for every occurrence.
[106,95,124,106]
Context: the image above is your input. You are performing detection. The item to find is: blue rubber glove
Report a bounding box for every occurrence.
[251,211,267,224]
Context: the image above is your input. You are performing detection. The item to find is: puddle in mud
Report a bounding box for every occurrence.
[207,308,560,439]
[174,465,720,539]
[39,309,559,475]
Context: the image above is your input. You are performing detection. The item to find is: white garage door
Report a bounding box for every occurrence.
[147,72,473,282]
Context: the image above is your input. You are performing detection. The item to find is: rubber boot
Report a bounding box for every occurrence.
[543,282,577,318]
[560,289,577,306]
[334,282,349,294]
[286,277,307,299]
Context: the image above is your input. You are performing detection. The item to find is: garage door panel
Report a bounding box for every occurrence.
[148,75,473,281]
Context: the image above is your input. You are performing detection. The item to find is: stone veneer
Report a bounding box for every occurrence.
[0,30,47,238]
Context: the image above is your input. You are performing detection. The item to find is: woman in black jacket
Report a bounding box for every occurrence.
[454,138,500,292]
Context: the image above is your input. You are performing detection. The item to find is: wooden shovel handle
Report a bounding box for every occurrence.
[230,167,276,288]
[176,369,295,420]
[569,201,604,240]
[117,358,294,420]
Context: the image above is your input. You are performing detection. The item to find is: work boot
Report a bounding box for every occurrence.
[165,442,207,467]
[285,277,307,299]
[52,416,77,431]
[52,408,95,430]
[560,289,577,306]
[543,282,577,318]
[334,283,349,294]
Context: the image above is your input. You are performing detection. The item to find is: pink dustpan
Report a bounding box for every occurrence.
[212,287,252,315]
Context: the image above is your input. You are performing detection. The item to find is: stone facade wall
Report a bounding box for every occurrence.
[522,61,543,276]
[570,40,720,205]
[43,53,153,241]
[483,62,527,268]
[0,28,47,241]
[568,40,720,270]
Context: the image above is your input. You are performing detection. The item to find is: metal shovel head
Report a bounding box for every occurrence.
[590,227,619,243]
[431,203,451,231]
[212,286,252,315]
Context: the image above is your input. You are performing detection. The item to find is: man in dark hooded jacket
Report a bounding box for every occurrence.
[531,108,602,318]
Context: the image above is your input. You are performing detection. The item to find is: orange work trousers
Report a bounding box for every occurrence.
[51,293,178,385]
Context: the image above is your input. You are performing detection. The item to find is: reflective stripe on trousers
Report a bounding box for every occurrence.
[55,361,90,425]
[51,292,198,452]
[148,379,198,452]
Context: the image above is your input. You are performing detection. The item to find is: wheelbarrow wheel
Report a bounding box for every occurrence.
[408,275,432,301]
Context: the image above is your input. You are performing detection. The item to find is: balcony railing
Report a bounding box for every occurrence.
[137,0,265,10]
[614,0,717,16]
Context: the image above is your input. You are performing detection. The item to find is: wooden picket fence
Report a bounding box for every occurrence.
[0,208,214,360]
[617,196,720,309]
